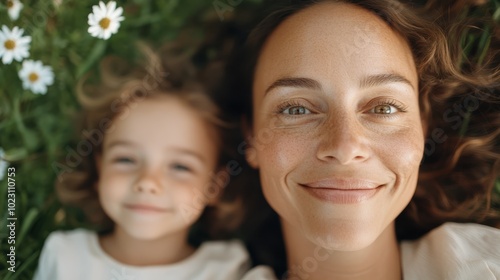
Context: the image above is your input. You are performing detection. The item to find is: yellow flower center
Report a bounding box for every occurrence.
[4,39,16,50]
[7,1,14,8]
[29,72,39,82]
[99,18,111,29]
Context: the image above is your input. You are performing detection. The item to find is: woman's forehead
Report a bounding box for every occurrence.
[254,2,418,92]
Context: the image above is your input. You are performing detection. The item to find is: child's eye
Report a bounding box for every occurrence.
[113,157,135,164]
[171,163,192,172]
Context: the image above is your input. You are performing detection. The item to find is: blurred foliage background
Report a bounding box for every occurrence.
[0,0,499,279]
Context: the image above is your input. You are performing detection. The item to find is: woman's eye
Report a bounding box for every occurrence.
[282,106,311,115]
[371,104,398,114]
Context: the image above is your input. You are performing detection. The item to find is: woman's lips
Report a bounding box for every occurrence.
[299,178,384,204]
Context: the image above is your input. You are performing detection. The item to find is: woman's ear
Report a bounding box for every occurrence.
[241,115,259,169]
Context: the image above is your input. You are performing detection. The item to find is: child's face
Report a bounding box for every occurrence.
[97,95,220,240]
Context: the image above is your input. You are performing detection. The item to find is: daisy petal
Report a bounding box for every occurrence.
[107,1,117,14]
[110,7,123,19]
[2,25,10,34]
[93,5,103,18]
[99,1,107,13]
[3,52,13,64]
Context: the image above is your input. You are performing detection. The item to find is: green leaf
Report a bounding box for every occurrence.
[4,148,29,162]
[126,14,163,26]
[76,40,107,78]
[493,7,500,22]
[17,208,39,246]
[477,26,491,65]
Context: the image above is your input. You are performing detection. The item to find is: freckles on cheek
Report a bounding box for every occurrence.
[377,128,424,185]
[257,130,313,201]
[259,130,311,170]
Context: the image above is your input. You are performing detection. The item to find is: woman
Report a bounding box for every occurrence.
[233,0,500,279]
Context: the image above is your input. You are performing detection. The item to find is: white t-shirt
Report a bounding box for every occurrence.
[33,229,250,280]
[241,223,500,280]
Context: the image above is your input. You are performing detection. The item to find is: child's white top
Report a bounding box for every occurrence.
[241,222,500,280]
[33,229,250,280]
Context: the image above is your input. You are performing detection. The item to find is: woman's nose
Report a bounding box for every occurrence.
[316,114,370,165]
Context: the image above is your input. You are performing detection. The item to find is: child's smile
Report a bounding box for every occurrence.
[97,95,220,241]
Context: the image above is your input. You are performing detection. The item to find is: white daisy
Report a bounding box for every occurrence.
[18,60,54,94]
[0,25,31,64]
[88,1,124,40]
[7,0,23,21]
[0,148,7,181]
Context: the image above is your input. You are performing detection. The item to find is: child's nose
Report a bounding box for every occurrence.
[134,171,163,194]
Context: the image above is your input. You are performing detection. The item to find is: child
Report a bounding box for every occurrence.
[33,44,251,280]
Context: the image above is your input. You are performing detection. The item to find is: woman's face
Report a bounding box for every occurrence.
[249,2,425,250]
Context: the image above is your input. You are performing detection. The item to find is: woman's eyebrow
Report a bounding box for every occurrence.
[360,73,414,90]
[265,77,322,95]
[264,74,414,96]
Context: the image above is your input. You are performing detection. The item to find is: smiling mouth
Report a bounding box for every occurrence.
[299,180,385,204]
[124,204,171,213]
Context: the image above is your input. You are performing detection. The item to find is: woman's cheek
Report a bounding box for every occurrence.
[374,125,424,184]
[258,125,313,169]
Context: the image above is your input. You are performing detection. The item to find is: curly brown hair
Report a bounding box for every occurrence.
[226,0,500,242]
[55,42,244,241]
